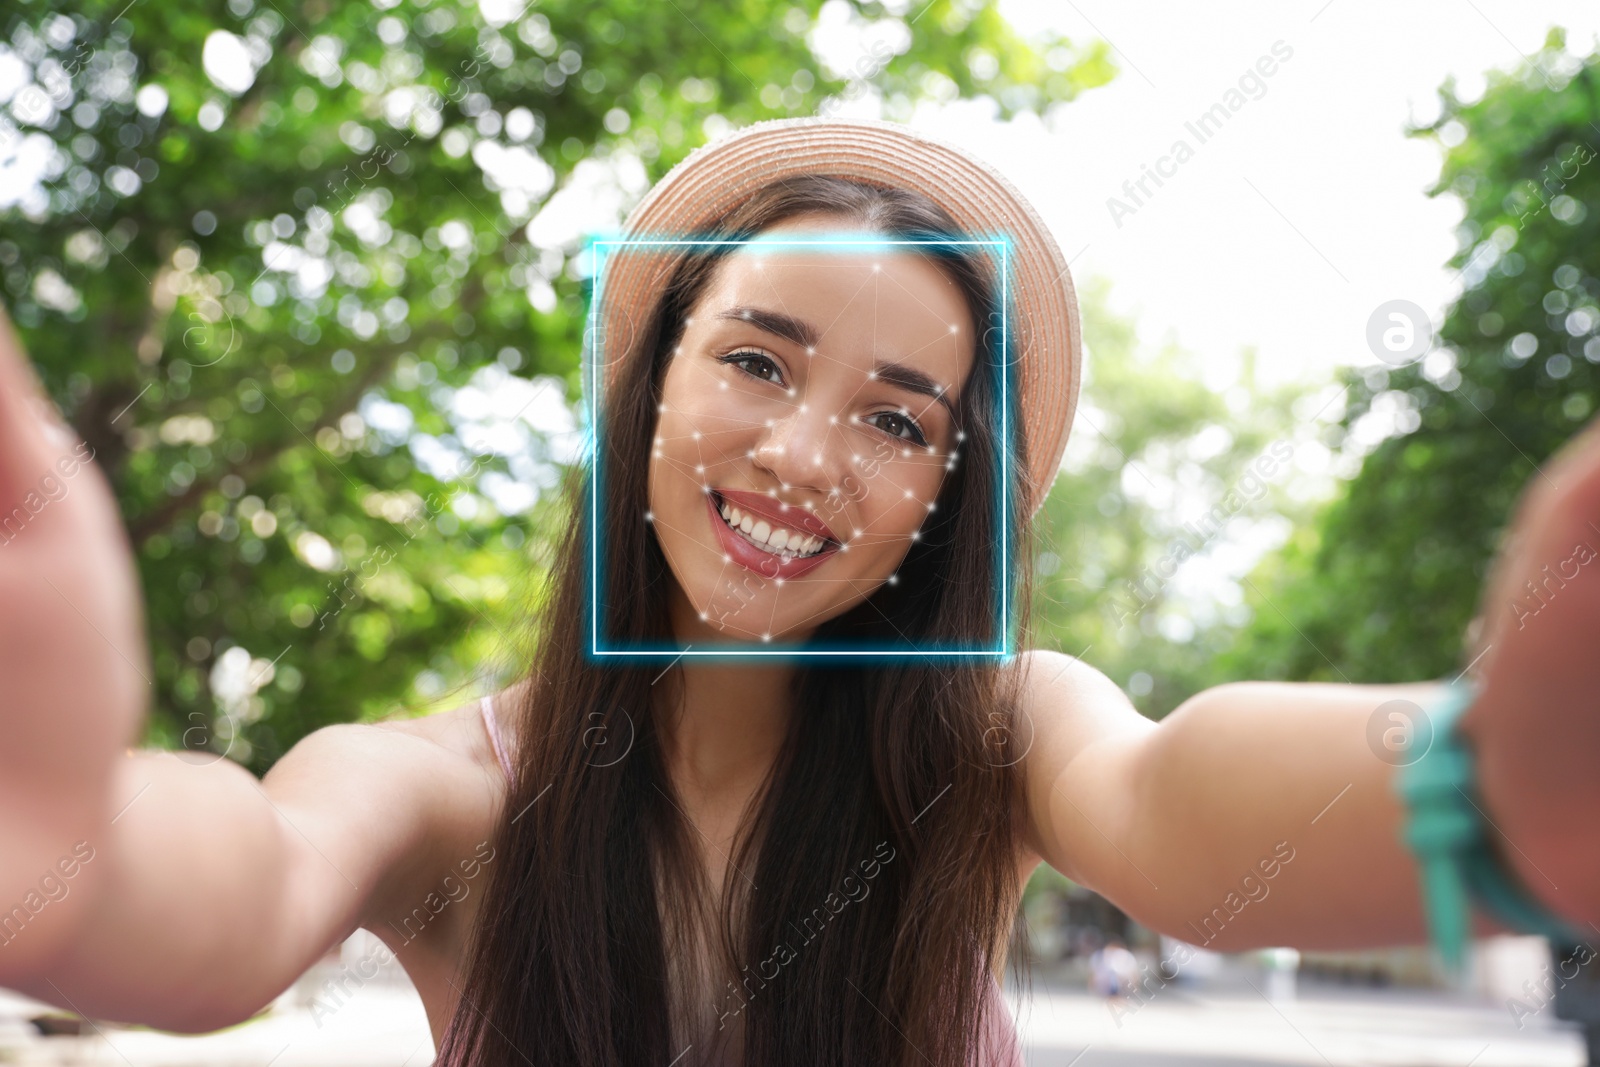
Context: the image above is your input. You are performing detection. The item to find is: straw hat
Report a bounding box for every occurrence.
[586,116,1081,519]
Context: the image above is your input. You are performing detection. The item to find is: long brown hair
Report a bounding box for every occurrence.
[439,174,1041,1066]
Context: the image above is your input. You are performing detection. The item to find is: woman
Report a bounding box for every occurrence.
[0,118,1595,1067]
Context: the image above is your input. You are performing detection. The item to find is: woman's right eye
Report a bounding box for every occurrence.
[720,350,785,386]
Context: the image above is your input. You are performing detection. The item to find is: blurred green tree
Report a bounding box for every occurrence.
[0,0,1114,770]
[1221,29,1600,685]
[1027,275,1320,719]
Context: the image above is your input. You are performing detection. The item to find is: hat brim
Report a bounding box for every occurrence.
[586,116,1081,520]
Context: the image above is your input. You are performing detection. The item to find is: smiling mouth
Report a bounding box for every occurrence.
[711,491,838,561]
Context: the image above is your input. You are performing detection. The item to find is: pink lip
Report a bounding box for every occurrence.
[705,490,840,580]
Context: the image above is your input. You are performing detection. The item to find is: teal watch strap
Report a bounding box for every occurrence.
[1393,677,1585,973]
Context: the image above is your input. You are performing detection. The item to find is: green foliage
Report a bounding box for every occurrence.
[0,0,1114,770]
[1221,28,1600,685]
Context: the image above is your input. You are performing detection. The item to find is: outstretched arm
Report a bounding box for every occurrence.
[1019,657,1478,951]
[0,305,485,1031]
[1020,415,1600,951]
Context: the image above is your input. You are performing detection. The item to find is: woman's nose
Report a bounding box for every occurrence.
[750,403,850,493]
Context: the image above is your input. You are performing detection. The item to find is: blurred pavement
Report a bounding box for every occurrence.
[0,973,1587,1066]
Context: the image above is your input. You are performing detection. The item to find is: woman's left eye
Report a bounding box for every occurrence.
[720,350,785,386]
[869,410,929,447]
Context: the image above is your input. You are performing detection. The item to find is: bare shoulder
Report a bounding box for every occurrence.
[1003,650,1156,883]
[1007,649,1129,715]
[1005,648,1152,747]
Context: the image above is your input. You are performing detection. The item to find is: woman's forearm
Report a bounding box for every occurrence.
[1119,679,1512,952]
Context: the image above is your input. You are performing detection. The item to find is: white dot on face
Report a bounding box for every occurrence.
[692,431,700,440]
[645,511,654,521]
[828,415,837,424]
[904,488,912,498]
[888,574,898,585]
[812,455,820,465]
[699,611,707,620]
[806,346,815,356]
[872,263,880,272]
[746,450,755,458]
[723,554,731,562]
[695,464,704,472]
[764,419,773,427]
[719,381,728,390]
[774,578,784,586]
[911,532,920,541]
[658,404,666,413]
[761,633,771,642]
[927,502,937,511]
[853,528,862,537]
[674,345,682,354]
[956,431,965,441]
[685,316,694,325]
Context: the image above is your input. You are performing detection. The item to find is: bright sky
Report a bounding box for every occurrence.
[896,0,1600,394]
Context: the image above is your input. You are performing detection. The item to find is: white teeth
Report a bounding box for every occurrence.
[715,496,829,559]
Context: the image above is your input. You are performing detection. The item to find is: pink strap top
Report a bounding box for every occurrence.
[479,695,514,783]
[462,694,1023,1066]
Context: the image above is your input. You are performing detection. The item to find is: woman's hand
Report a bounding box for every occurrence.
[1459,413,1600,931]
[0,303,149,921]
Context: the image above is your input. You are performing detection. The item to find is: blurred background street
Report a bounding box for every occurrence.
[0,928,1591,1065]
[5,0,1600,1061]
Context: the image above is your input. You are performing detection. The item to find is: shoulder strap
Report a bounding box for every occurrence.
[479,694,514,783]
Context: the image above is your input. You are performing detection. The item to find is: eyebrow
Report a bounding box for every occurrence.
[714,304,959,425]
[717,305,820,348]
[872,359,957,426]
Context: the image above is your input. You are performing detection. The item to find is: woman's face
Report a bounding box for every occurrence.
[646,214,976,644]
